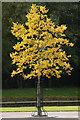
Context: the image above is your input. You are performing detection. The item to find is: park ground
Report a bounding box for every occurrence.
[1,87,80,112]
[2,87,79,101]
[1,87,80,119]
[1,111,79,119]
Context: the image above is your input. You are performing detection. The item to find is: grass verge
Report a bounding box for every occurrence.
[0,106,79,112]
[2,88,79,98]
[2,87,79,101]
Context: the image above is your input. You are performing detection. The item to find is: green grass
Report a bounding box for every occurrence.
[2,87,79,98]
[44,87,79,97]
[2,88,36,98]
[1,106,79,112]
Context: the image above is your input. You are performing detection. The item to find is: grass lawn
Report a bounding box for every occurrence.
[1,106,79,112]
[2,87,79,98]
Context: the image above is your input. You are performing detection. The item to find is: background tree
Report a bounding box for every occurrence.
[10,4,74,116]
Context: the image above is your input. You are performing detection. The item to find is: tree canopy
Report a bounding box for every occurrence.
[2,2,79,88]
[10,4,74,80]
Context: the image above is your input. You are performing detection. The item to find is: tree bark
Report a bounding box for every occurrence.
[49,79,52,88]
[37,76,42,116]
[17,75,23,88]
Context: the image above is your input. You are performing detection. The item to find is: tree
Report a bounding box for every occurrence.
[10,4,74,116]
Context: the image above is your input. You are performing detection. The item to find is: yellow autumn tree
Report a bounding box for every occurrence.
[10,4,74,116]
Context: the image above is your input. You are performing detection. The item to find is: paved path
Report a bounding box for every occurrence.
[0,112,79,120]
[1,118,79,120]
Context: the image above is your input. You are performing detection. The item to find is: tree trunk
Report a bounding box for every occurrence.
[49,79,52,88]
[19,78,23,88]
[17,75,23,88]
[37,76,42,116]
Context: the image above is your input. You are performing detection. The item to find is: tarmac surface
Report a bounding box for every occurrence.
[1,118,79,120]
[0,112,79,120]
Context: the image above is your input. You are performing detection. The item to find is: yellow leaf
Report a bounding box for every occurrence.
[67,55,71,58]
[69,43,74,47]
